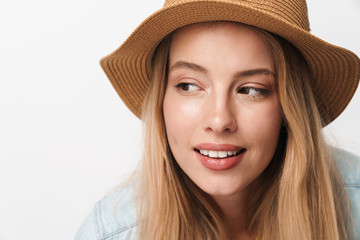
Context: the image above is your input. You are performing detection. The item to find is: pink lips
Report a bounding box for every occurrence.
[194,143,246,170]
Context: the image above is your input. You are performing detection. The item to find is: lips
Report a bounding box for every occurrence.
[193,143,246,170]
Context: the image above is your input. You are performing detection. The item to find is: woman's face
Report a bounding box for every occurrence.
[163,22,282,199]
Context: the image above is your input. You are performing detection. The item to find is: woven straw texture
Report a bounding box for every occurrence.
[100,0,360,125]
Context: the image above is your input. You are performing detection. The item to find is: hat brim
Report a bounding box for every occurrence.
[100,1,360,125]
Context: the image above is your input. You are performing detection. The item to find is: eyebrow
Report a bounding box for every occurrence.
[169,60,275,78]
[234,68,276,78]
[169,61,207,73]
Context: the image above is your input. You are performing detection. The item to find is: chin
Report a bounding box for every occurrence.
[196,177,247,198]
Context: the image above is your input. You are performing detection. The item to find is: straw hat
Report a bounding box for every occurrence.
[100,0,360,125]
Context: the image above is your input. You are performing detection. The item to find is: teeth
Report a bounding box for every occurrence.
[228,151,237,156]
[209,150,217,158]
[218,151,227,158]
[198,149,240,158]
[199,149,209,156]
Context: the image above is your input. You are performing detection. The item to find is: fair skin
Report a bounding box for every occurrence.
[163,22,283,239]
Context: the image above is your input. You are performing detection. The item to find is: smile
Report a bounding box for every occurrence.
[194,144,247,170]
[194,148,246,159]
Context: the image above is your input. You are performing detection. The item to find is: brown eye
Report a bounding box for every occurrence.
[175,83,200,92]
[237,87,268,98]
[237,87,251,94]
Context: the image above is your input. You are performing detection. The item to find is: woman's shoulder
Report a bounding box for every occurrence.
[74,182,138,240]
[331,146,360,187]
[331,146,360,237]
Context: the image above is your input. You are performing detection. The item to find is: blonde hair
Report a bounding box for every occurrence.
[135,22,355,240]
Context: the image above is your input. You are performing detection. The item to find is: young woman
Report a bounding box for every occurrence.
[75,0,360,239]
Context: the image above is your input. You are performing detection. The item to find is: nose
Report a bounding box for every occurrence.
[203,93,237,134]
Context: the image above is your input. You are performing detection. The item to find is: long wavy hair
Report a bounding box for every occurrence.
[135,22,355,240]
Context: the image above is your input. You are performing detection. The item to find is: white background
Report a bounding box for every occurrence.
[0,0,359,239]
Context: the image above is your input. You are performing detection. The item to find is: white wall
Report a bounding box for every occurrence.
[0,0,359,239]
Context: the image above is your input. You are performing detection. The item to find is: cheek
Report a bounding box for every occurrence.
[242,100,282,150]
[163,93,200,151]
[239,101,282,180]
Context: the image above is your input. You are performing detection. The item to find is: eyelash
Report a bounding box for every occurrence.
[175,83,200,92]
[237,86,269,98]
[175,83,269,98]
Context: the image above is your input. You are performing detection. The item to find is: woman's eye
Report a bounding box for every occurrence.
[237,87,268,98]
[175,83,200,92]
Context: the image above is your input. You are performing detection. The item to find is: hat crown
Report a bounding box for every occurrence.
[163,0,310,31]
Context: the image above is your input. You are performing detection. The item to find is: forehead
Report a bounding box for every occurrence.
[169,21,275,72]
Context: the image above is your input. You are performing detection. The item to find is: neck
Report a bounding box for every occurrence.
[211,180,260,240]
[213,193,253,240]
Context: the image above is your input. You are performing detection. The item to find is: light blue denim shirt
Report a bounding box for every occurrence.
[74,147,360,239]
